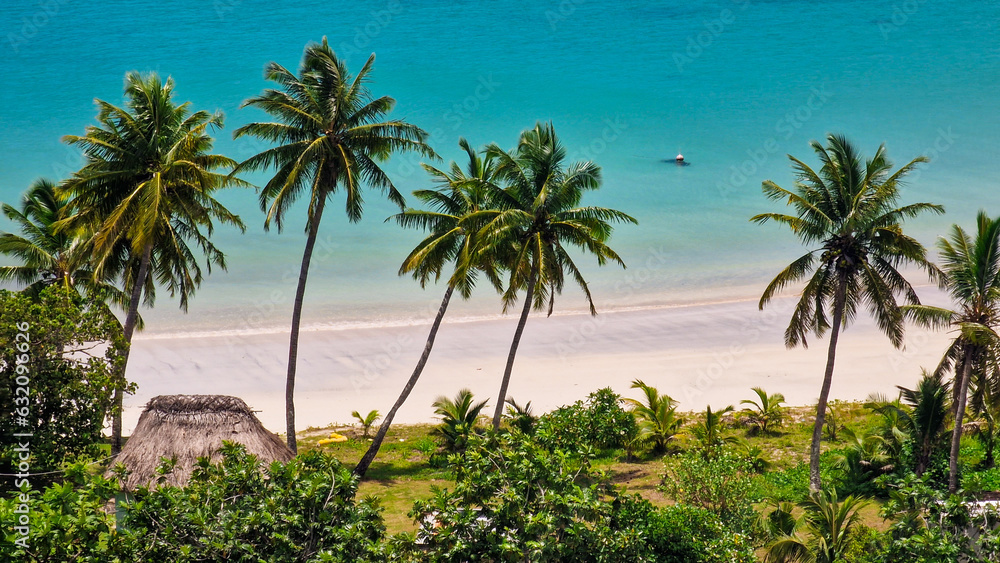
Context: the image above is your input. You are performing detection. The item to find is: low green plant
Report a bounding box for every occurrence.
[764,489,869,563]
[741,387,786,436]
[625,379,684,455]
[431,388,487,454]
[352,409,381,439]
[502,397,536,434]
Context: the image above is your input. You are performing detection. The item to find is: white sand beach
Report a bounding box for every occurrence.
[123,288,955,436]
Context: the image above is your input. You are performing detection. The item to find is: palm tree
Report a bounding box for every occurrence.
[474,122,637,429]
[351,409,380,439]
[432,388,488,453]
[624,379,683,454]
[898,373,950,476]
[688,404,739,452]
[354,139,500,477]
[503,397,537,434]
[752,134,942,492]
[903,211,1000,492]
[741,387,787,436]
[60,72,246,454]
[232,38,435,452]
[765,489,868,563]
[0,179,129,307]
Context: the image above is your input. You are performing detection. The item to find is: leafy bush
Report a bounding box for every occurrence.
[640,504,756,563]
[535,387,637,453]
[118,443,386,562]
[410,432,649,562]
[879,473,1000,563]
[0,460,118,562]
[0,287,129,482]
[661,446,756,531]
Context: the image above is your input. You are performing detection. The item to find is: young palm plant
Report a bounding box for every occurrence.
[354,139,501,477]
[765,489,868,563]
[624,379,683,454]
[752,133,942,491]
[351,409,380,439]
[432,388,488,454]
[503,397,537,434]
[740,387,787,436]
[59,72,246,454]
[473,122,637,429]
[688,404,739,453]
[232,38,435,452]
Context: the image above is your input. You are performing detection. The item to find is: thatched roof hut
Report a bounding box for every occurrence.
[114,395,293,490]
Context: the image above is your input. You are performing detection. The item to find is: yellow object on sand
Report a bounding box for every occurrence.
[317,433,348,446]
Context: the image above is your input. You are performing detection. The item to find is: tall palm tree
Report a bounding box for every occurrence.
[752,134,942,492]
[353,139,501,477]
[474,122,637,429]
[903,211,1000,492]
[0,179,128,306]
[232,38,435,452]
[60,71,246,454]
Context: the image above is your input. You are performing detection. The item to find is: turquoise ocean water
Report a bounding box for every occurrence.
[1,0,998,335]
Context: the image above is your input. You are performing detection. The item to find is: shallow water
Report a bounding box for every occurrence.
[1,0,997,334]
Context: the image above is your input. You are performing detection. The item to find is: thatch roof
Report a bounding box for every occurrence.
[114,394,293,490]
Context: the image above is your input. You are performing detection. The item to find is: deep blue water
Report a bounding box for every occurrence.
[1,0,998,333]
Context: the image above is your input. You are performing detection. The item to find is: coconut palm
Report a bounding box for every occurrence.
[474,122,637,429]
[624,379,683,454]
[60,72,246,454]
[354,139,501,477]
[688,404,739,452]
[232,38,435,452]
[903,211,1000,491]
[432,388,488,453]
[741,387,787,436]
[765,489,868,563]
[0,179,130,307]
[752,134,942,492]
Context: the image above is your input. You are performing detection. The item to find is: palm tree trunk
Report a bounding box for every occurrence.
[112,241,152,456]
[353,285,455,478]
[808,277,847,493]
[284,194,328,453]
[949,347,974,493]
[493,268,537,430]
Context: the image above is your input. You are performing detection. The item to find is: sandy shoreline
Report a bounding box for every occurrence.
[124,291,955,436]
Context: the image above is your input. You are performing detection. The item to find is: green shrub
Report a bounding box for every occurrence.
[535,387,637,453]
[410,432,649,562]
[641,504,755,563]
[118,443,386,562]
[661,446,756,532]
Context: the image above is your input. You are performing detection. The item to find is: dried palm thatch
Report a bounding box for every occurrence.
[114,395,293,490]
